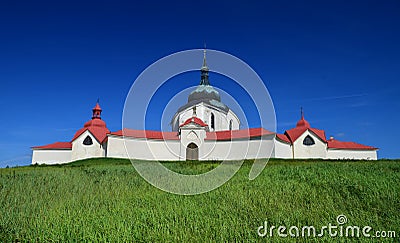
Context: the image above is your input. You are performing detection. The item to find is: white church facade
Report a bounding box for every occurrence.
[32,52,378,164]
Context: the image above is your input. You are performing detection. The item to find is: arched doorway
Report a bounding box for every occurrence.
[186,143,198,161]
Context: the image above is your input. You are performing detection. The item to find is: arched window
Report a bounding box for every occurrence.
[303,135,315,146]
[229,120,233,130]
[211,113,215,130]
[83,136,93,145]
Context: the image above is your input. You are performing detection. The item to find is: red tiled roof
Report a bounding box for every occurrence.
[296,115,310,128]
[284,126,326,143]
[283,114,327,143]
[110,128,273,141]
[309,128,327,142]
[110,129,180,140]
[327,139,378,150]
[180,117,208,127]
[276,133,291,143]
[70,102,110,143]
[71,126,110,143]
[32,141,72,150]
[206,128,274,141]
[71,118,110,143]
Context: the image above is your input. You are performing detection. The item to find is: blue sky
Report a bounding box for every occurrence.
[1,0,399,166]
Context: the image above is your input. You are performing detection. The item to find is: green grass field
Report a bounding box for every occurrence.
[0,158,399,242]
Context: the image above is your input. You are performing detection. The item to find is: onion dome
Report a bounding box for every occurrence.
[188,85,221,102]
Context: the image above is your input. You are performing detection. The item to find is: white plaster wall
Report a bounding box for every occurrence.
[274,139,292,159]
[71,130,105,161]
[172,103,240,132]
[106,136,128,158]
[107,134,275,161]
[293,130,327,159]
[32,149,72,165]
[201,136,275,160]
[107,136,181,161]
[326,149,377,160]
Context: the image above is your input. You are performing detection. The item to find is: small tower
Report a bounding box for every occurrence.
[92,101,102,119]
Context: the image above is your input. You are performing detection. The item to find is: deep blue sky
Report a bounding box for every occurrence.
[1,0,399,166]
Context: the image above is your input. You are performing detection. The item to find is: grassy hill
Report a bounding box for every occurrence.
[0,158,399,242]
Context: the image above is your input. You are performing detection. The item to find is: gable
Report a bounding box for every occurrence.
[285,126,326,144]
[293,130,326,147]
[71,126,109,144]
[71,130,101,146]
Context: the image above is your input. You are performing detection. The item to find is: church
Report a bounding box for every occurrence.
[31,52,378,164]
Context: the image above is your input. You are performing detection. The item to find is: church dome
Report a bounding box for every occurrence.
[188,85,221,102]
[171,49,240,132]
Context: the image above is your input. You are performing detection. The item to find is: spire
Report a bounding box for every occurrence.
[202,44,208,69]
[296,107,310,128]
[200,46,210,85]
[92,101,102,120]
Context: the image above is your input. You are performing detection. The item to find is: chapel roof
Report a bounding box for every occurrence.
[327,138,378,150]
[32,141,72,150]
[276,109,376,150]
[71,102,110,143]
